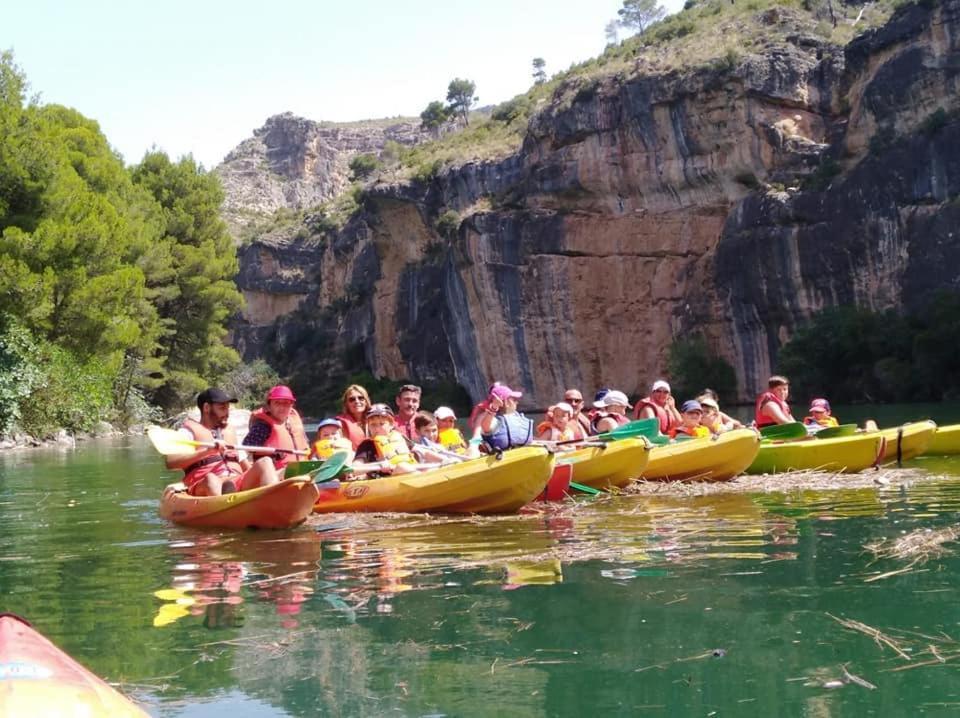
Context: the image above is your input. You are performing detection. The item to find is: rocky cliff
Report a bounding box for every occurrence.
[229,0,960,409]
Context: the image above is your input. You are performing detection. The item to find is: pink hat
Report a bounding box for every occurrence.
[490,385,523,401]
[267,385,296,402]
[809,398,830,413]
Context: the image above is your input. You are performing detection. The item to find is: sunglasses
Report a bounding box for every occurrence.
[347,396,366,403]
[565,398,583,404]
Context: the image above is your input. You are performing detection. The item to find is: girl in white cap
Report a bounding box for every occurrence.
[536,402,577,442]
[591,390,632,434]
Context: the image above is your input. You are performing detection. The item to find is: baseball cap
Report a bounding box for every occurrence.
[595,390,632,409]
[267,385,296,402]
[490,385,523,401]
[698,397,719,411]
[316,418,341,430]
[809,398,831,413]
[366,403,396,419]
[434,406,456,420]
[197,388,237,410]
[681,400,703,413]
[651,380,671,393]
[593,388,610,407]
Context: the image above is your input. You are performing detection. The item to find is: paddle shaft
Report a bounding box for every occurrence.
[192,438,308,456]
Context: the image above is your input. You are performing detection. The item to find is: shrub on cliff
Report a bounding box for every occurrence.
[667,336,738,405]
[349,153,380,181]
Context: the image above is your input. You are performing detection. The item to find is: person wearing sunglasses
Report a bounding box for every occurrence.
[634,379,682,435]
[394,384,422,440]
[337,384,371,449]
[562,389,590,440]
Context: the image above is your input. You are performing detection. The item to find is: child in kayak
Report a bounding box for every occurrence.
[354,404,421,474]
[434,406,478,457]
[412,412,448,463]
[670,400,711,439]
[536,402,577,443]
[310,418,355,461]
[804,398,839,433]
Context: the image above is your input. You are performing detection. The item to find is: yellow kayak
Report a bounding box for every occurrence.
[313,446,555,514]
[874,420,937,464]
[925,423,960,455]
[642,429,760,482]
[748,432,883,474]
[558,438,650,489]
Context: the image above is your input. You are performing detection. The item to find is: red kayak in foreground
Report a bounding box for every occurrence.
[0,613,148,716]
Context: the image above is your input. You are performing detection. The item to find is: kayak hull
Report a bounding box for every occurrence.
[926,423,960,455]
[643,429,760,482]
[748,432,883,474]
[876,420,937,464]
[0,614,149,717]
[159,478,320,529]
[537,464,573,501]
[313,446,555,514]
[558,438,650,489]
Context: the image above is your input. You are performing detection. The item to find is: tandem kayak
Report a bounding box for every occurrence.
[0,613,148,716]
[874,420,937,465]
[557,438,650,489]
[747,432,884,474]
[642,429,761,482]
[313,446,555,514]
[925,423,960,455]
[159,478,320,529]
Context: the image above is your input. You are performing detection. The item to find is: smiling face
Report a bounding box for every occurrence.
[396,390,420,417]
[682,408,703,428]
[366,416,394,437]
[344,390,368,419]
[651,388,669,406]
[419,423,439,441]
[552,408,571,429]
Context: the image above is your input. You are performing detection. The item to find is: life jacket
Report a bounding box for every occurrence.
[336,414,366,449]
[634,398,673,434]
[538,424,576,442]
[755,391,792,429]
[249,407,309,470]
[372,430,417,466]
[180,419,243,490]
[571,414,590,440]
[670,424,710,439]
[590,412,629,434]
[311,435,354,460]
[483,412,533,451]
[804,415,839,428]
[439,427,468,454]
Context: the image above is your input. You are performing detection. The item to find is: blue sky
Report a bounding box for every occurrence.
[4,0,684,169]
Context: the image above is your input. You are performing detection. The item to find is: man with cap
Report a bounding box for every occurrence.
[670,400,711,439]
[591,390,632,434]
[246,385,310,473]
[475,384,534,451]
[164,388,279,496]
[634,379,682,435]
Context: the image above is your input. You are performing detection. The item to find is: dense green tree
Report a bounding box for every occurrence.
[420,100,450,130]
[445,78,477,125]
[348,153,380,181]
[617,0,667,34]
[667,336,738,405]
[130,152,243,409]
[532,57,546,85]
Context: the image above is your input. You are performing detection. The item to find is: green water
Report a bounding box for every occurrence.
[2,417,960,716]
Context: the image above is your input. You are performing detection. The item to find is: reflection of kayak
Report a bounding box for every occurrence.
[0,614,149,716]
[926,423,960,455]
[558,438,650,489]
[747,432,883,474]
[874,420,937,464]
[313,447,555,514]
[643,429,760,482]
[160,478,320,529]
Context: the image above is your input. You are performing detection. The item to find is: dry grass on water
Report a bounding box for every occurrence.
[829,613,960,673]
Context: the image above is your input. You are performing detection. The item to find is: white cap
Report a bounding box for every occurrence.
[434,406,456,420]
[651,380,671,393]
[553,402,574,415]
[595,390,632,409]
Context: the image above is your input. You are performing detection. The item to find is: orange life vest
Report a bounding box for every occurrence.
[634,397,674,434]
[372,431,417,466]
[755,391,792,429]
[538,424,576,442]
[336,414,366,449]
[311,435,354,460]
[249,407,309,470]
[670,424,710,439]
[180,419,243,490]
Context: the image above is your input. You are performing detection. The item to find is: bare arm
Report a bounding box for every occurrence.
[761,401,793,425]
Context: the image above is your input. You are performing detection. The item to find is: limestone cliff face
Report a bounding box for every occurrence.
[232,1,960,408]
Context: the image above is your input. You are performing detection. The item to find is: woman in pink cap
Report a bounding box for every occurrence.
[474,384,534,451]
[247,385,310,472]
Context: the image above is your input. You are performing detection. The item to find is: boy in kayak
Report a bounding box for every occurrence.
[755,375,795,428]
[354,403,442,473]
[310,418,355,461]
[412,412,448,463]
[166,388,279,496]
[804,398,839,432]
[670,400,711,439]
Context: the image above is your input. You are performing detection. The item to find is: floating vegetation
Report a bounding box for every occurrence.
[828,613,960,672]
[865,526,959,564]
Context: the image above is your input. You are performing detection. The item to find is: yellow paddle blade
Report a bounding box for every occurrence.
[152,602,193,627]
[154,588,192,601]
[147,426,203,455]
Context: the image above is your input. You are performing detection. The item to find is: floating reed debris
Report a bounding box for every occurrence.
[828,613,960,672]
[865,526,959,564]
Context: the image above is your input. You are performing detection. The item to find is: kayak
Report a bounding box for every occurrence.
[875,420,937,464]
[747,432,883,474]
[159,478,320,529]
[557,438,650,489]
[925,423,960,455]
[0,613,149,716]
[537,463,573,501]
[642,429,761,482]
[313,446,555,514]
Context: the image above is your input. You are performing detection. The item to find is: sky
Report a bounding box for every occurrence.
[3,0,684,169]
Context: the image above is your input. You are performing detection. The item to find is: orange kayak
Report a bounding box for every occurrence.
[0,613,148,716]
[160,477,320,529]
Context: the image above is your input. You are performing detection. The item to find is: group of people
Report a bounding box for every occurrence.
[165,374,844,497]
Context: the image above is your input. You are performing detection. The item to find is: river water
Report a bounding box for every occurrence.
[2,407,960,716]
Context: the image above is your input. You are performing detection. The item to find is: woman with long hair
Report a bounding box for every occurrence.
[337,384,371,449]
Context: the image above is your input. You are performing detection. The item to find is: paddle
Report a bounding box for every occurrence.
[147,426,309,457]
[552,418,661,447]
[569,481,603,495]
[813,423,858,439]
[759,422,807,441]
[307,451,352,483]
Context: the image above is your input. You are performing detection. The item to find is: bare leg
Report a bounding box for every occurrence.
[240,457,279,489]
[191,474,235,497]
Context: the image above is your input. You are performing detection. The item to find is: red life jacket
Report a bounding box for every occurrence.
[590,412,629,434]
[249,407,309,470]
[180,419,243,490]
[755,391,792,429]
[634,397,673,434]
[336,414,367,449]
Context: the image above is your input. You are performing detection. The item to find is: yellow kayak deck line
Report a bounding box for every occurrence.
[643,429,761,482]
[313,446,555,514]
[926,423,960,456]
[875,420,937,464]
[748,432,884,474]
[558,438,650,489]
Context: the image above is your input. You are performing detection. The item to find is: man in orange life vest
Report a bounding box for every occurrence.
[393,384,422,440]
[165,388,279,496]
[246,385,310,473]
[755,375,795,428]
